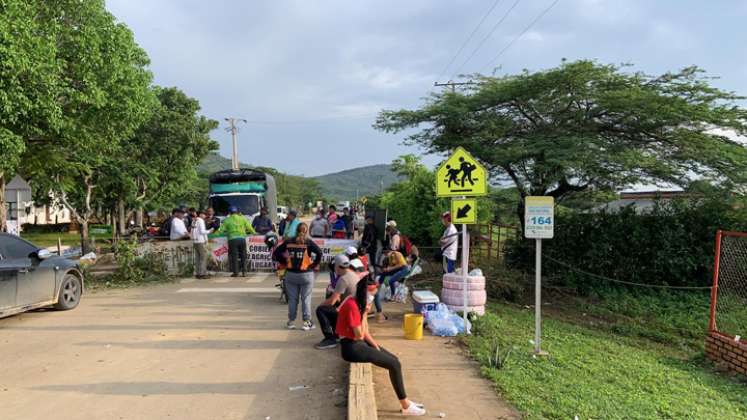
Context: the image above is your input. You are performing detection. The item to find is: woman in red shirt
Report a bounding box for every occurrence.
[336,277,426,416]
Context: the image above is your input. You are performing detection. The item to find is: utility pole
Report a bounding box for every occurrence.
[224,117,247,170]
[434,80,478,93]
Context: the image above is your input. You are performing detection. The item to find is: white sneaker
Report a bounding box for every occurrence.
[302,320,315,331]
[401,402,426,416]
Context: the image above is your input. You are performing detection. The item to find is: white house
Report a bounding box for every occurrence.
[4,175,72,231]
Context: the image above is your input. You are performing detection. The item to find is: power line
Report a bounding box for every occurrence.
[483,0,561,74]
[436,0,504,83]
[450,0,523,79]
[243,114,376,125]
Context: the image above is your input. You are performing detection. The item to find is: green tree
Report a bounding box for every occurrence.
[112,86,218,231]
[23,0,154,248]
[0,0,61,231]
[375,60,747,231]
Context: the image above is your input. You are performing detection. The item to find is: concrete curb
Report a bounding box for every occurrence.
[348,362,378,420]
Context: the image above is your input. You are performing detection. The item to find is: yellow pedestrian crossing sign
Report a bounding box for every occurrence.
[436,147,487,197]
[452,198,477,224]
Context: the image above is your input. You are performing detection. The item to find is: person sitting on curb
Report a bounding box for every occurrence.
[215,206,255,277]
[336,277,427,416]
[315,254,362,350]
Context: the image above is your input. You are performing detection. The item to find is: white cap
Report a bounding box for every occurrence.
[333,254,350,268]
[386,220,397,228]
[350,259,364,270]
[345,246,358,256]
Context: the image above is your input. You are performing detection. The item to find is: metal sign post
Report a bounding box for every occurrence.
[461,197,469,326]
[524,196,554,355]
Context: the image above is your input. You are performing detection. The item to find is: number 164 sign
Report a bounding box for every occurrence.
[525,196,554,239]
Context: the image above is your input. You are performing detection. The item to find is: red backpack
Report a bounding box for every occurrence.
[399,234,413,257]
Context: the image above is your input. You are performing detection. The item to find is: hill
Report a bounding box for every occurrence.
[197,152,251,173]
[312,164,401,200]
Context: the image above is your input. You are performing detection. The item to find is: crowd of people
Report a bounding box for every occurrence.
[151,203,463,416]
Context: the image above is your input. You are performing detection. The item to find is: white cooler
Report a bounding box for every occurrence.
[412,290,440,314]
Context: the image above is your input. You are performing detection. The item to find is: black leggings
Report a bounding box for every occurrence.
[341,339,406,400]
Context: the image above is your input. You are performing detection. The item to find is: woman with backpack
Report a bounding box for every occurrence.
[336,277,426,416]
[272,222,322,330]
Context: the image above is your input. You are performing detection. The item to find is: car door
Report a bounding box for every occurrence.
[0,235,53,307]
[0,257,19,312]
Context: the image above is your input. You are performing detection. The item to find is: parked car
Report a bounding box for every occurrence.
[0,233,83,319]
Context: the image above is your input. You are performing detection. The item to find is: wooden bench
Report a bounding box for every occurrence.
[348,362,378,420]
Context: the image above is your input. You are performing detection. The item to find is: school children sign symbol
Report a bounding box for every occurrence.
[436,147,487,197]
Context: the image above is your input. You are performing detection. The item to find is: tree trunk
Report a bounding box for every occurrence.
[136,207,144,228]
[516,193,527,236]
[117,198,126,235]
[0,173,6,233]
[80,220,90,254]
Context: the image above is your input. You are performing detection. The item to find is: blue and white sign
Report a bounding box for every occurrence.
[525,196,554,239]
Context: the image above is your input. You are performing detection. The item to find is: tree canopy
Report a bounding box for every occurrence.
[375,60,747,228]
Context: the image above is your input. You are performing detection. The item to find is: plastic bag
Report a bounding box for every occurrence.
[381,284,392,301]
[393,283,409,303]
[449,314,472,334]
[424,303,451,324]
[428,317,459,337]
[468,268,483,277]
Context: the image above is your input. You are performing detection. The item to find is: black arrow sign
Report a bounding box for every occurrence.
[457,204,472,219]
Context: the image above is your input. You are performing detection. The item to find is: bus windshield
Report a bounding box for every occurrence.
[210,194,260,217]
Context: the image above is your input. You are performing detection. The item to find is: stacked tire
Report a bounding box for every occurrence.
[441,273,486,315]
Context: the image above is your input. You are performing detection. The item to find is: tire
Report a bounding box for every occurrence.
[441,289,487,306]
[442,273,485,285]
[443,278,485,291]
[54,272,82,310]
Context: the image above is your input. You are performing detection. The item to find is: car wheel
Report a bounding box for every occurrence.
[54,273,82,310]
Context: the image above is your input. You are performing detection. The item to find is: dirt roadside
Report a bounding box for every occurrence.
[0,273,345,420]
[371,303,520,420]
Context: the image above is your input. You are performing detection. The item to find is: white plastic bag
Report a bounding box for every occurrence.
[468,268,483,277]
[393,283,409,303]
[428,317,459,336]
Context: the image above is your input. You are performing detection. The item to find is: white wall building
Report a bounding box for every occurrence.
[4,175,72,231]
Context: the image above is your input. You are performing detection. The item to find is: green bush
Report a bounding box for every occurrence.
[105,239,171,285]
[506,193,747,289]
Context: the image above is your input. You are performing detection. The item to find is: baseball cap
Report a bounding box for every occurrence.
[350,259,364,270]
[386,220,397,228]
[334,254,351,268]
[288,209,298,216]
[228,206,239,214]
[345,246,358,256]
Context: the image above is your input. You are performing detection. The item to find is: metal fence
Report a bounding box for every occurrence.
[709,230,747,339]
[469,223,519,260]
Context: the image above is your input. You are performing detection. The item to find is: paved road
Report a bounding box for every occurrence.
[0,273,346,420]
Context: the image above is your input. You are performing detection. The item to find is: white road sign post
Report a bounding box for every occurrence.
[524,196,554,355]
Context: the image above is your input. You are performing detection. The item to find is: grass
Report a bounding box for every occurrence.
[466,301,747,419]
[20,232,81,248]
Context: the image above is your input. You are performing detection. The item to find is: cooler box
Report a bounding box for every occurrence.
[412,290,440,314]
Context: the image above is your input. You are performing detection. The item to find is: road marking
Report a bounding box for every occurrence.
[176,287,326,293]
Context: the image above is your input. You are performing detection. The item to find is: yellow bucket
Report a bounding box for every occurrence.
[403,313,424,340]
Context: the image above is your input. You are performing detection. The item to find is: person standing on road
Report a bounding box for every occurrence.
[204,207,221,231]
[342,207,354,239]
[252,207,274,235]
[309,210,329,238]
[282,209,300,240]
[327,206,338,238]
[336,277,427,416]
[315,254,361,349]
[170,209,190,240]
[360,215,378,270]
[440,212,458,274]
[192,209,214,279]
[273,223,322,330]
[215,206,256,277]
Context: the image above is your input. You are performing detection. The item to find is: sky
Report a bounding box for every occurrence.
[106,0,747,177]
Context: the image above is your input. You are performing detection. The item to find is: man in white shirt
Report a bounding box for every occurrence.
[170,209,190,241]
[191,209,213,279]
[439,212,458,273]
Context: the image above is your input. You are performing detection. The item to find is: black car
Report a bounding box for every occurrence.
[0,233,83,318]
